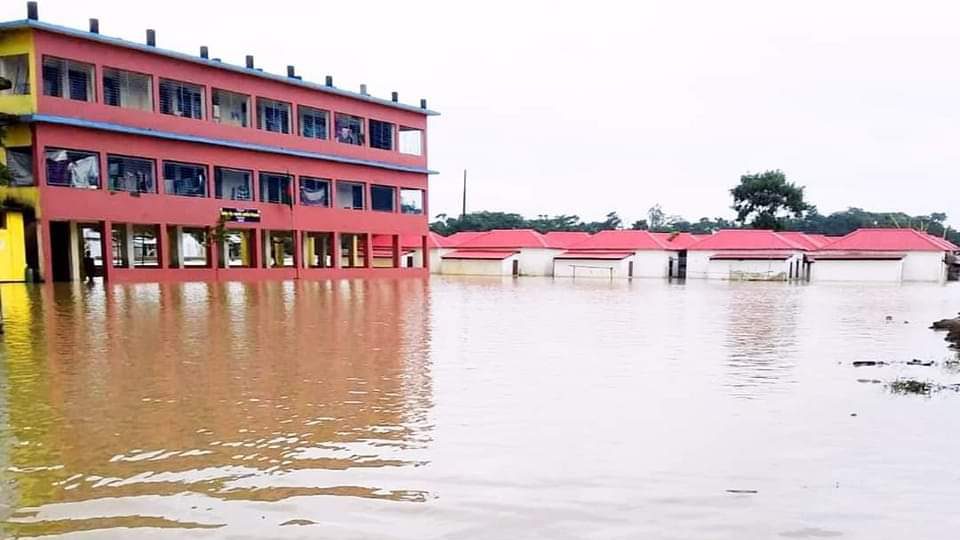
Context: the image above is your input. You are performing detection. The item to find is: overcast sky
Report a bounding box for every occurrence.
[7,0,959,226]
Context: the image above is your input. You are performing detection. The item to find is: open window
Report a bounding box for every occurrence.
[369,119,395,150]
[299,177,330,207]
[0,55,29,95]
[4,147,33,186]
[108,155,155,193]
[212,89,249,127]
[335,113,364,145]
[103,67,152,111]
[159,78,204,119]
[215,167,252,201]
[340,233,368,268]
[264,230,295,268]
[371,185,396,212]
[222,229,254,268]
[112,224,129,268]
[304,232,334,268]
[45,148,100,189]
[257,98,291,133]
[181,227,208,267]
[42,56,94,101]
[259,173,292,205]
[163,161,207,197]
[399,126,423,155]
[336,181,365,210]
[298,105,328,139]
[400,188,424,214]
[132,224,160,268]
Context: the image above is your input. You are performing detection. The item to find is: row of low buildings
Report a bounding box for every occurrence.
[420,228,960,284]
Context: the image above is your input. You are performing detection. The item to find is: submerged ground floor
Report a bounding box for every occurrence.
[32,216,430,283]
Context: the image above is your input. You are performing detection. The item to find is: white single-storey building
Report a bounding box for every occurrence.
[810,228,958,283]
[686,230,810,281]
[553,230,682,279]
[440,229,564,276]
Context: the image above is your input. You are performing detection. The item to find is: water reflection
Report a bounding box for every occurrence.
[0,280,433,536]
[1,279,959,539]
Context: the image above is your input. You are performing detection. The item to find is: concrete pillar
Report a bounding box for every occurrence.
[38,219,51,283]
[159,223,170,269]
[392,234,401,268]
[363,233,372,268]
[293,230,302,268]
[102,221,113,282]
[422,234,430,272]
[125,224,136,268]
[331,231,340,269]
[68,221,81,281]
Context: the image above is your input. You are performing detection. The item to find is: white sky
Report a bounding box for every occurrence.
[6,0,959,226]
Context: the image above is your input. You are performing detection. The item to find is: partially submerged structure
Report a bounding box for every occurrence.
[809,228,959,283]
[552,230,678,279]
[686,230,810,281]
[440,229,563,276]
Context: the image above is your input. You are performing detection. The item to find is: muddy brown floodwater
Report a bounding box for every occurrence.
[0,277,959,539]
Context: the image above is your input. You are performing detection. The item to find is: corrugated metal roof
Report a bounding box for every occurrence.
[555,250,634,260]
[543,231,592,249]
[651,232,700,250]
[443,231,486,247]
[808,252,906,261]
[709,251,795,260]
[820,228,951,252]
[456,229,551,249]
[0,19,439,116]
[561,230,668,251]
[689,230,806,251]
[442,250,518,260]
[778,232,830,250]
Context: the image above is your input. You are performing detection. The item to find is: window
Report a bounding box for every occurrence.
[400,188,424,214]
[5,147,34,186]
[215,167,252,201]
[42,57,94,101]
[108,155,155,193]
[335,113,364,145]
[299,106,328,139]
[257,98,291,133]
[340,233,368,268]
[371,185,396,212]
[181,227,208,267]
[223,229,254,268]
[304,232,334,268]
[159,79,204,119]
[212,89,249,127]
[336,181,365,210]
[112,225,129,268]
[399,126,423,155]
[299,177,330,207]
[0,55,29,95]
[369,120,395,150]
[259,173,292,205]
[163,162,207,197]
[132,225,160,267]
[103,68,152,111]
[265,230,295,268]
[45,148,99,188]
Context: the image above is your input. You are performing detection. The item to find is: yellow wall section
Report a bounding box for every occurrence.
[0,123,40,215]
[0,28,38,114]
[0,211,27,281]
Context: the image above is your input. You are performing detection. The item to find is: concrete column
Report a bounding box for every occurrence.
[158,223,170,269]
[125,224,136,268]
[293,230,302,269]
[38,219,51,283]
[68,221,81,281]
[331,231,340,269]
[102,221,113,282]
[392,234,401,268]
[363,233,372,268]
[422,234,430,272]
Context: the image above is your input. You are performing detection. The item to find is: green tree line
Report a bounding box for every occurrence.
[431,170,959,245]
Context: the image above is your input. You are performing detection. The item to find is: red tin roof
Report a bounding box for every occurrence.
[441,250,518,260]
[456,229,551,249]
[689,230,806,251]
[555,250,635,260]
[444,231,486,247]
[560,230,668,251]
[778,232,830,250]
[819,228,952,252]
[808,251,906,261]
[543,231,592,248]
[709,251,796,260]
[651,232,700,250]
[372,233,447,250]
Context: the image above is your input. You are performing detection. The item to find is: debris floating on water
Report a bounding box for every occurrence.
[726,489,758,494]
[852,361,886,367]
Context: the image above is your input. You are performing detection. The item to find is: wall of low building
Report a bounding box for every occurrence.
[428,248,446,274]
[0,211,27,282]
[518,248,562,276]
[632,250,672,278]
[686,251,797,281]
[902,251,947,283]
[553,257,632,279]
[440,256,514,276]
[810,259,903,283]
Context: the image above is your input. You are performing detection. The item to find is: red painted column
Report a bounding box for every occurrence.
[102,221,113,282]
[293,229,302,279]
[158,223,170,269]
[39,219,53,284]
[392,234,401,268]
[422,234,430,273]
[331,231,340,269]
[364,233,373,268]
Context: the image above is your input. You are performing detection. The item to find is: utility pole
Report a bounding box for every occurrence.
[461,169,467,219]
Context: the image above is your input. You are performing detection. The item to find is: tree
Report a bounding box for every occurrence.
[630,219,649,230]
[731,170,813,230]
[647,204,666,230]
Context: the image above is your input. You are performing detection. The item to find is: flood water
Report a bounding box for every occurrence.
[0,277,958,539]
